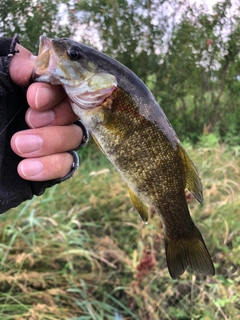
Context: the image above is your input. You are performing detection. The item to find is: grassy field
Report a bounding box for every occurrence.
[0,136,239,320]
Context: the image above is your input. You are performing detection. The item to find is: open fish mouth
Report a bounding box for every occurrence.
[38,35,52,54]
[32,36,117,109]
[32,36,61,83]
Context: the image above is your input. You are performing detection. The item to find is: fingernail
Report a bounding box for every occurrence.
[20,160,43,178]
[27,109,55,128]
[35,87,54,109]
[15,135,43,154]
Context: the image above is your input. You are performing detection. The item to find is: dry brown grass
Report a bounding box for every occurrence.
[0,140,239,319]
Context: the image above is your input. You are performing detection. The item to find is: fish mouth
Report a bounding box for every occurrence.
[32,36,61,83]
[38,35,52,54]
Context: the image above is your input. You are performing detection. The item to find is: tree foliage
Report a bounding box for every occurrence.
[0,0,78,52]
[77,0,240,142]
[1,0,240,143]
[157,0,240,141]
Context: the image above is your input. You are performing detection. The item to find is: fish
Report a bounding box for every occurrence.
[32,35,215,279]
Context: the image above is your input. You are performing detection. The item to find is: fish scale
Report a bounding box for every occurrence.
[33,35,215,279]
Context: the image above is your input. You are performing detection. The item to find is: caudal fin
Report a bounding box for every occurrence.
[165,226,215,279]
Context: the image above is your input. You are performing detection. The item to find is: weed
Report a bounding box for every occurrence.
[0,141,239,319]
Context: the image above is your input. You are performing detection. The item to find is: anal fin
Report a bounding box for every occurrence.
[127,187,149,224]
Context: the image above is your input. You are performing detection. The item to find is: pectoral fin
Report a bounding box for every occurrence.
[178,145,203,204]
[127,187,149,223]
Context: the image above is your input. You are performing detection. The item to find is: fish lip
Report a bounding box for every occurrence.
[38,35,52,54]
[32,36,51,82]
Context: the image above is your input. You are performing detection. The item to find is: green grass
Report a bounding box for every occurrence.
[0,138,239,319]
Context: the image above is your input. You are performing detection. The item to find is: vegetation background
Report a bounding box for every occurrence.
[0,0,240,319]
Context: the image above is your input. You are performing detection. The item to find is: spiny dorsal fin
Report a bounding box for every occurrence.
[127,187,149,223]
[178,144,203,204]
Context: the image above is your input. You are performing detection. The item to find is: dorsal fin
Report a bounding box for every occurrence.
[178,144,203,204]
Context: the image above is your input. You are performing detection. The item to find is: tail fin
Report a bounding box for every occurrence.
[165,226,215,279]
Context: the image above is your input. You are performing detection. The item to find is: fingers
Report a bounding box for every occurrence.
[9,44,83,182]
[26,83,79,128]
[11,125,83,158]
[26,96,79,128]
[11,125,83,181]
[17,153,74,181]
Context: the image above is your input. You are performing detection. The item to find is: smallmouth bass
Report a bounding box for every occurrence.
[33,36,215,279]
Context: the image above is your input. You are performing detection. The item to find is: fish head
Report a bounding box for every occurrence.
[33,36,117,110]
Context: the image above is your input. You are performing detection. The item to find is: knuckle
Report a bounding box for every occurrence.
[52,153,72,176]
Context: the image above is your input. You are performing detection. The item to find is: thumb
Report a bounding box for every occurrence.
[9,44,37,87]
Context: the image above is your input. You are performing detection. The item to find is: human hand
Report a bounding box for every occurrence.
[9,44,82,181]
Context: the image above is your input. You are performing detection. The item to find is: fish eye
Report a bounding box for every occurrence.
[67,46,83,60]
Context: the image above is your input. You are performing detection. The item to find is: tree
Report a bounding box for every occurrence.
[0,0,77,52]
[76,0,168,83]
[2,0,239,142]
[156,0,240,141]
[76,0,240,142]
